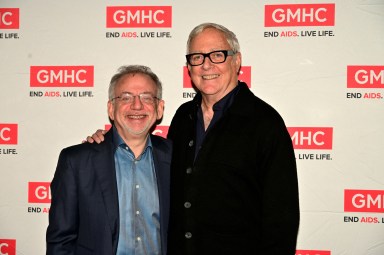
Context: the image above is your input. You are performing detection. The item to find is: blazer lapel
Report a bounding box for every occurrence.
[91,131,119,241]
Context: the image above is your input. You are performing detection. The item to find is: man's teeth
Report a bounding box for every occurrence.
[128,115,145,119]
[202,74,219,80]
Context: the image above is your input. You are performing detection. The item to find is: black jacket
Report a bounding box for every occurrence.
[167,82,300,255]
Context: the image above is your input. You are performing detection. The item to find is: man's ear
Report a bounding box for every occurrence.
[107,100,114,121]
[156,99,165,121]
[235,52,242,73]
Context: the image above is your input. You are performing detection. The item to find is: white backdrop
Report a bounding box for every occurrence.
[0,1,383,254]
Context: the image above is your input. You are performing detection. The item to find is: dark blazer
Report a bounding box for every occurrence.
[167,82,300,255]
[46,129,172,255]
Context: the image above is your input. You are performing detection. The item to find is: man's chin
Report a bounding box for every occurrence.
[125,124,151,136]
[128,129,148,136]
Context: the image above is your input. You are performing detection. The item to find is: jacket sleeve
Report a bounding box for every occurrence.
[46,148,78,255]
[260,119,300,254]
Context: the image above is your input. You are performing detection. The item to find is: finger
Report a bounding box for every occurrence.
[91,134,103,143]
[86,136,95,143]
[94,129,105,142]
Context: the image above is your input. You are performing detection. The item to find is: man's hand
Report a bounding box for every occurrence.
[86,129,107,144]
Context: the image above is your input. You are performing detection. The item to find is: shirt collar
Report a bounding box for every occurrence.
[112,125,152,151]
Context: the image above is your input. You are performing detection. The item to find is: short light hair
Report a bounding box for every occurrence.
[108,65,162,100]
[186,23,241,54]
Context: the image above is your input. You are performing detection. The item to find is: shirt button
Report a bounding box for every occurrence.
[136,211,140,215]
[135,184,140,189]
[186,167,192,174]
[184,202,191,208]
[137,237,141,241]
[185,232,192,239]
[188,140,194,147]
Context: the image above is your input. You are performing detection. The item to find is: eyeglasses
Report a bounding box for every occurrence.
[111,92,159,105]
[186,50,235,66]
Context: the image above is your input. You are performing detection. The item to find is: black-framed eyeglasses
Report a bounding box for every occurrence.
[186,50,236,66]
[111,92,159,105]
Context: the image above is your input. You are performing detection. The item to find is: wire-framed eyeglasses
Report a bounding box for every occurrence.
[186,50,236,66]
[111,92,159,105]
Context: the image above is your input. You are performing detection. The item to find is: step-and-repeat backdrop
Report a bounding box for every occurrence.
[1,1,383,254]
